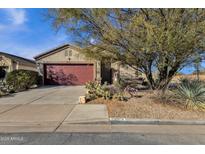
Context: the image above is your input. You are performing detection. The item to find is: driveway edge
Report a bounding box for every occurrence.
[110,118,205,125]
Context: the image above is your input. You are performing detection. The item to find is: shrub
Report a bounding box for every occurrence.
[113,92,127,101]
[113,78,127,91]
[173,78,205,110]
[85,81,127,101]
[6,70,39,92]
[85,81,113,100]
[85,81,101,99]
[0,81,13,97]
[0,82,6,97]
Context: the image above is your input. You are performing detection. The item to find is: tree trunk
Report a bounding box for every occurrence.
[145,72,156,90]
[157,65,179,94]
[145,64,179,94]
[196,65,200,80]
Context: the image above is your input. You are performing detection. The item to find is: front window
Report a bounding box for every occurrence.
[65,50,68,57]
[69,50,72,57]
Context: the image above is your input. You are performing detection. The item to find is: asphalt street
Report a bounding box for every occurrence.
[0,132,205,145]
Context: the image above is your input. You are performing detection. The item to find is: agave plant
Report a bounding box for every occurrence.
[174,78,205,110]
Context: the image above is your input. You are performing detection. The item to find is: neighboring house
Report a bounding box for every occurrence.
[0,52,37,78]
[34,44,137,86]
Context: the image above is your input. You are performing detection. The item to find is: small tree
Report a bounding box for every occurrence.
[48,9,205,92]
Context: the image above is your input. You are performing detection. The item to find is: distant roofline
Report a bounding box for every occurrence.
[34,43,82,60]
[0,51,35,64]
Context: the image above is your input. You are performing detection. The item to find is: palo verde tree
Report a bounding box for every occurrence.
[48,9,205,91]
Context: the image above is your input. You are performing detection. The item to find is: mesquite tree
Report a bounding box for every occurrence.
[48,9,205,91]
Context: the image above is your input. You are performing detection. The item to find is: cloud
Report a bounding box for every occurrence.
[4,8,27,25]
[0,9,27,32]
[0,9,71,60]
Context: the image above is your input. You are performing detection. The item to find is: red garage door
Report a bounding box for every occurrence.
[44,64,94,85]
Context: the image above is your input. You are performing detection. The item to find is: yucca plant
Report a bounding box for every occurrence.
[173,78,205,110]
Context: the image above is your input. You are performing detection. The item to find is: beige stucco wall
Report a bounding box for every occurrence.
[35,46,101,82]
[36,47,90,63]
[18,63,37,72]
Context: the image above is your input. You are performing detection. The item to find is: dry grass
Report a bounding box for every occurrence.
[88,91,205,120]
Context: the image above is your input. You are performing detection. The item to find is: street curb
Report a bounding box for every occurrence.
[110,118,205,125]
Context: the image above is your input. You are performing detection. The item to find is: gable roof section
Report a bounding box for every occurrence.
[34,43,82,60]
[0,52,35,64]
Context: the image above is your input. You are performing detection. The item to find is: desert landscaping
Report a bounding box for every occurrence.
[88,91,205,120]
[86,74,205,120]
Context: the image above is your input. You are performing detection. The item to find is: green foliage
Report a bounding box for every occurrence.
[85,81,112,100]
[0,82,7,97]
[0,81,13,97]
[48,8,205,91]
[85,81,127,101]
[173,78,205,110]
[113,78,126,91]
[6,70,39,92]
[113,92,127,101]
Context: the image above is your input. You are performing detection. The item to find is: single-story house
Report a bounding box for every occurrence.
[34,44,136,86]
[0,52,37,78]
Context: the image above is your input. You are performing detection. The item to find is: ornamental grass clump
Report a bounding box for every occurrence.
[174,78,205,110]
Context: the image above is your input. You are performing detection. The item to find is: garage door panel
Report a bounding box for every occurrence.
[44,64,94,85]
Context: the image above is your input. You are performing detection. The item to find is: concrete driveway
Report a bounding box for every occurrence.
[0,86,109,132]
[0,86,85,105]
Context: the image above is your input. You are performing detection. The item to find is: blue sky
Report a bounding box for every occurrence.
[0,8,202,74]
[0,8,73,60]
